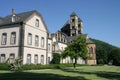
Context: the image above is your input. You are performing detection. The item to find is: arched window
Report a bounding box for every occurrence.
[1,33,7,45]
[41,37,44,48]
[41,55,44,64]
[48,44,50,51]
[0,54,5,63]
[28,33,32,45]
[9,53,15,63]
[89,47,94,54]
[35,35,39,46]
[27,54,31,64]
[34,54,38,64]
[11,32,16,44]
[48,57,50,64]
[35,19,39,27]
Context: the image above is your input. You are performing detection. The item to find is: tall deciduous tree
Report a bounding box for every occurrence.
[62,36,88,68]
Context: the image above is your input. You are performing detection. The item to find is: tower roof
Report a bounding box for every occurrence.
[70,12,77,16]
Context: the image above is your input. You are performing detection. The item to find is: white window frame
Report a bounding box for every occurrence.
[27,54,31,64]
[34,54,38,64]
[35,35,39,46]
[11,32,16,44]
[35,19,39,27]
[9,53,15,63]
[28,33,32,45]
[41,37,44,48]
[48,44,50,51]
[48,57,50,64]
[1,33,7,45]
[40,55,44,64]
[0,54,5,63]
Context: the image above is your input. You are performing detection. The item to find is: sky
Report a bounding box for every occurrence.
[0,0,120,47]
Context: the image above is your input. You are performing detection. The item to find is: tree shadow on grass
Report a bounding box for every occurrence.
[61,68,120,80]
[0,71,88,80]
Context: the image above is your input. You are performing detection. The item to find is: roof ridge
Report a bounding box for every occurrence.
[4,10,37,18]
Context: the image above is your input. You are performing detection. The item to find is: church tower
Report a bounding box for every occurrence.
[70,12,82,36]
[61,12,82,37]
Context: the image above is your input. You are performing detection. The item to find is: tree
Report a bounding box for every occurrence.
[62,36,88,68]
[51,53,61,64]
[108,49,120,66]
[97,50,108,64]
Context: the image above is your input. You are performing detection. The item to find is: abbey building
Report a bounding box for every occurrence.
[0,9,96,65]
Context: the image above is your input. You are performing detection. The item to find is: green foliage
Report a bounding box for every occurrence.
[108,49,120,66]
[9,58,22,71]
[21,64,88,70]
[62,36,88,60]
[62,36,88,68]
[21,64,55,70]
[0,66,120,80]
[0,63,9,70]
[91,38,119,64]
[51,53,61,64]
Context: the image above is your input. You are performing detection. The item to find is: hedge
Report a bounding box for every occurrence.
[21,64,89,70]
[0,63,9,70]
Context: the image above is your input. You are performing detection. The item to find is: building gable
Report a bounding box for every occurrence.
[24,11,49,33]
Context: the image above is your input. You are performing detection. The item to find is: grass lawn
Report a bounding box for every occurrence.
[0,65,120,80]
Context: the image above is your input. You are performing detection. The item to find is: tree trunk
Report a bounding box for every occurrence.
[73,58,77,69]
[85,59,87,64]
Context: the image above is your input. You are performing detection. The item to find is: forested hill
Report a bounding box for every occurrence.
[90,38,120,65]
[90,38,119,51]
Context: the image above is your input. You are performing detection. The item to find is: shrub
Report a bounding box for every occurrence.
[51,53,61,64]
[21,63,89,70]
[0,63,9,70]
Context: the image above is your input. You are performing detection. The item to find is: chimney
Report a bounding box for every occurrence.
[11,8,16,22]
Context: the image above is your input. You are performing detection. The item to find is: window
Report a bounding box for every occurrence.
[34,55,38,64]
[0,54,5,63]
[52,45,55,52]
[27,54,31,64]
[11,32,16,44]
[35,19,39,27]
[72,26,75,29]
[78,24,80,28]
[1,33,7,45]
[12,16,16,22]
[28,33,32,45]
[78,30,81,34]
[35,35,39,46]
[48,57,50,64]
[41,37,44,48]
[48,44,50,51]
[72,19,75,22]
[9,53,15,63]
[40,55,44,64]
[89,47,94,54]
[72,33,75,36]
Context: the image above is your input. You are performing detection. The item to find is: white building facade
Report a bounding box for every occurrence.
[0,10,49,64]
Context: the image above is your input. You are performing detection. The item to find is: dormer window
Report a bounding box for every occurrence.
[12,16,16,22]
[11,9,16,22]
[35,19,39,27]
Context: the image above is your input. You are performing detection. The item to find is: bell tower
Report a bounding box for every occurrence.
[70,12,82,36]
